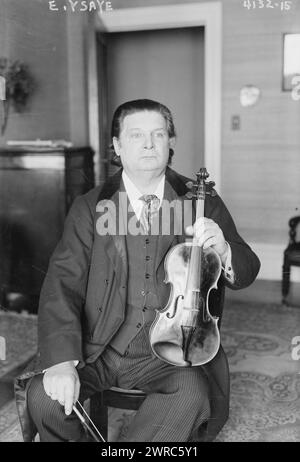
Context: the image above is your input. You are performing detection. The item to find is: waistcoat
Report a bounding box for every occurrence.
[109,212,161,354]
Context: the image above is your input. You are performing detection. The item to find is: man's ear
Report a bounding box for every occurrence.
[112,137,121,156]
[169,137,176,149]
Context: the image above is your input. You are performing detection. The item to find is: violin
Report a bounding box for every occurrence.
[149,168,221,367]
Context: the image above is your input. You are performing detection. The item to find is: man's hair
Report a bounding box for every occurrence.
[110,99,176,166]
[111,99,176,139]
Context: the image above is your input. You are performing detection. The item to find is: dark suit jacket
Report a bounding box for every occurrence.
[15,167,260,442]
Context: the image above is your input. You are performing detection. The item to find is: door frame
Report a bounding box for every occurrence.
[87,2,222,190]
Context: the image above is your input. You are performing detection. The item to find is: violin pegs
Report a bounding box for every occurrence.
[205,181,217,196]
[185,191,194,199]
[185,181,194,189]
[206,189,217,197]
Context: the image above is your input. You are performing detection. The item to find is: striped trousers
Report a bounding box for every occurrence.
[27,325,210,442]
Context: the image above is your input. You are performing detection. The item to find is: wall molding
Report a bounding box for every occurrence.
[89,2,222,187]
[249,242,300,282]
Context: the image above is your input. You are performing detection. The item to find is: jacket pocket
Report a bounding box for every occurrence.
[89,272,124,345]
[97,274,114,314]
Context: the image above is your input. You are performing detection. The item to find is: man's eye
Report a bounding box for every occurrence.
[154,132,165,138]
[130,132,143,139]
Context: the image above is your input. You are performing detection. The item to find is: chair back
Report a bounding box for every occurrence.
[288,216,300,245]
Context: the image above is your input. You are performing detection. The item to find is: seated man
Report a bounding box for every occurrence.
[22,99,260,442]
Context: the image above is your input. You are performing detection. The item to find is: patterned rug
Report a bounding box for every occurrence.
[0,301,299,442]
[0,310,37,443]
[216,301,300,442]
[0,311,37,378]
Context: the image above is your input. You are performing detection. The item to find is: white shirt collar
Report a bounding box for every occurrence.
[122,170,165,219]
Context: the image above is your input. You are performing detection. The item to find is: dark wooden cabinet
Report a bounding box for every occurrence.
[0,146,94,313]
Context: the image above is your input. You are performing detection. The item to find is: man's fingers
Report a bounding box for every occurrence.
[63,374,80,415]
[43,384,51,398]
[42,363,79,410]
[48,379,58,400]
[43,373,57,399]
[57,382,66,406]
[195,227,216,240]
[43,374,51,397]
[203,236,218,249]
[74,378,81,402]
[185,225,193,235]
[186,219,218,236]
[64,384,76,416]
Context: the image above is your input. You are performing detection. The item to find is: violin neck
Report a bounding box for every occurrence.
[186,196,205,293]
[192,198,204,245]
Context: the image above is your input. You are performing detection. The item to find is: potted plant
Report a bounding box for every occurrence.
[0,58,35,135]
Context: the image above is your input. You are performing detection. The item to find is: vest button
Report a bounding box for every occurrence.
[142,307,147,312]
[145,256,150,261]
[136,323,142,328]
[145,273,150,279]
[145,238,150,244]
[98,306,103,312]
[141,290,146,296]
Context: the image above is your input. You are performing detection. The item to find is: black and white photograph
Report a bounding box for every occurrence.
[0,0,299,445]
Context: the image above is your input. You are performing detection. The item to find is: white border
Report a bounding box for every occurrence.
[88,2,222,189]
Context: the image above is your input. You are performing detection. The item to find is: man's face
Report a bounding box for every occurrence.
[113,111,174,177]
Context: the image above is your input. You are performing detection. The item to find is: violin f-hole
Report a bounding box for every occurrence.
[166,294,184,318]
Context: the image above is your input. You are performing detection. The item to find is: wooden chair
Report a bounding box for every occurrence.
[282,215,300,304]
[89,387,146,441]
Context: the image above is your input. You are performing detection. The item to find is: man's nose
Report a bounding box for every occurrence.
[143,133,153,149]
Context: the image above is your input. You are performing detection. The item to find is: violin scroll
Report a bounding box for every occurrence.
[185,168,217,200]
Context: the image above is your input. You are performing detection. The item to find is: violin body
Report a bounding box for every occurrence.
[149,242,221,367]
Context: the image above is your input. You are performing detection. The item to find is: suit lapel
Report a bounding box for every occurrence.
[96,166,193,277]
[154,173,187,271]
[96,170,128,284]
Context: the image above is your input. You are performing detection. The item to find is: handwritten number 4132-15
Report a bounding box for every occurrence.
[243,1,292,9]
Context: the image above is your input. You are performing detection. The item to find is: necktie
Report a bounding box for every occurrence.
[139,194,160,234]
